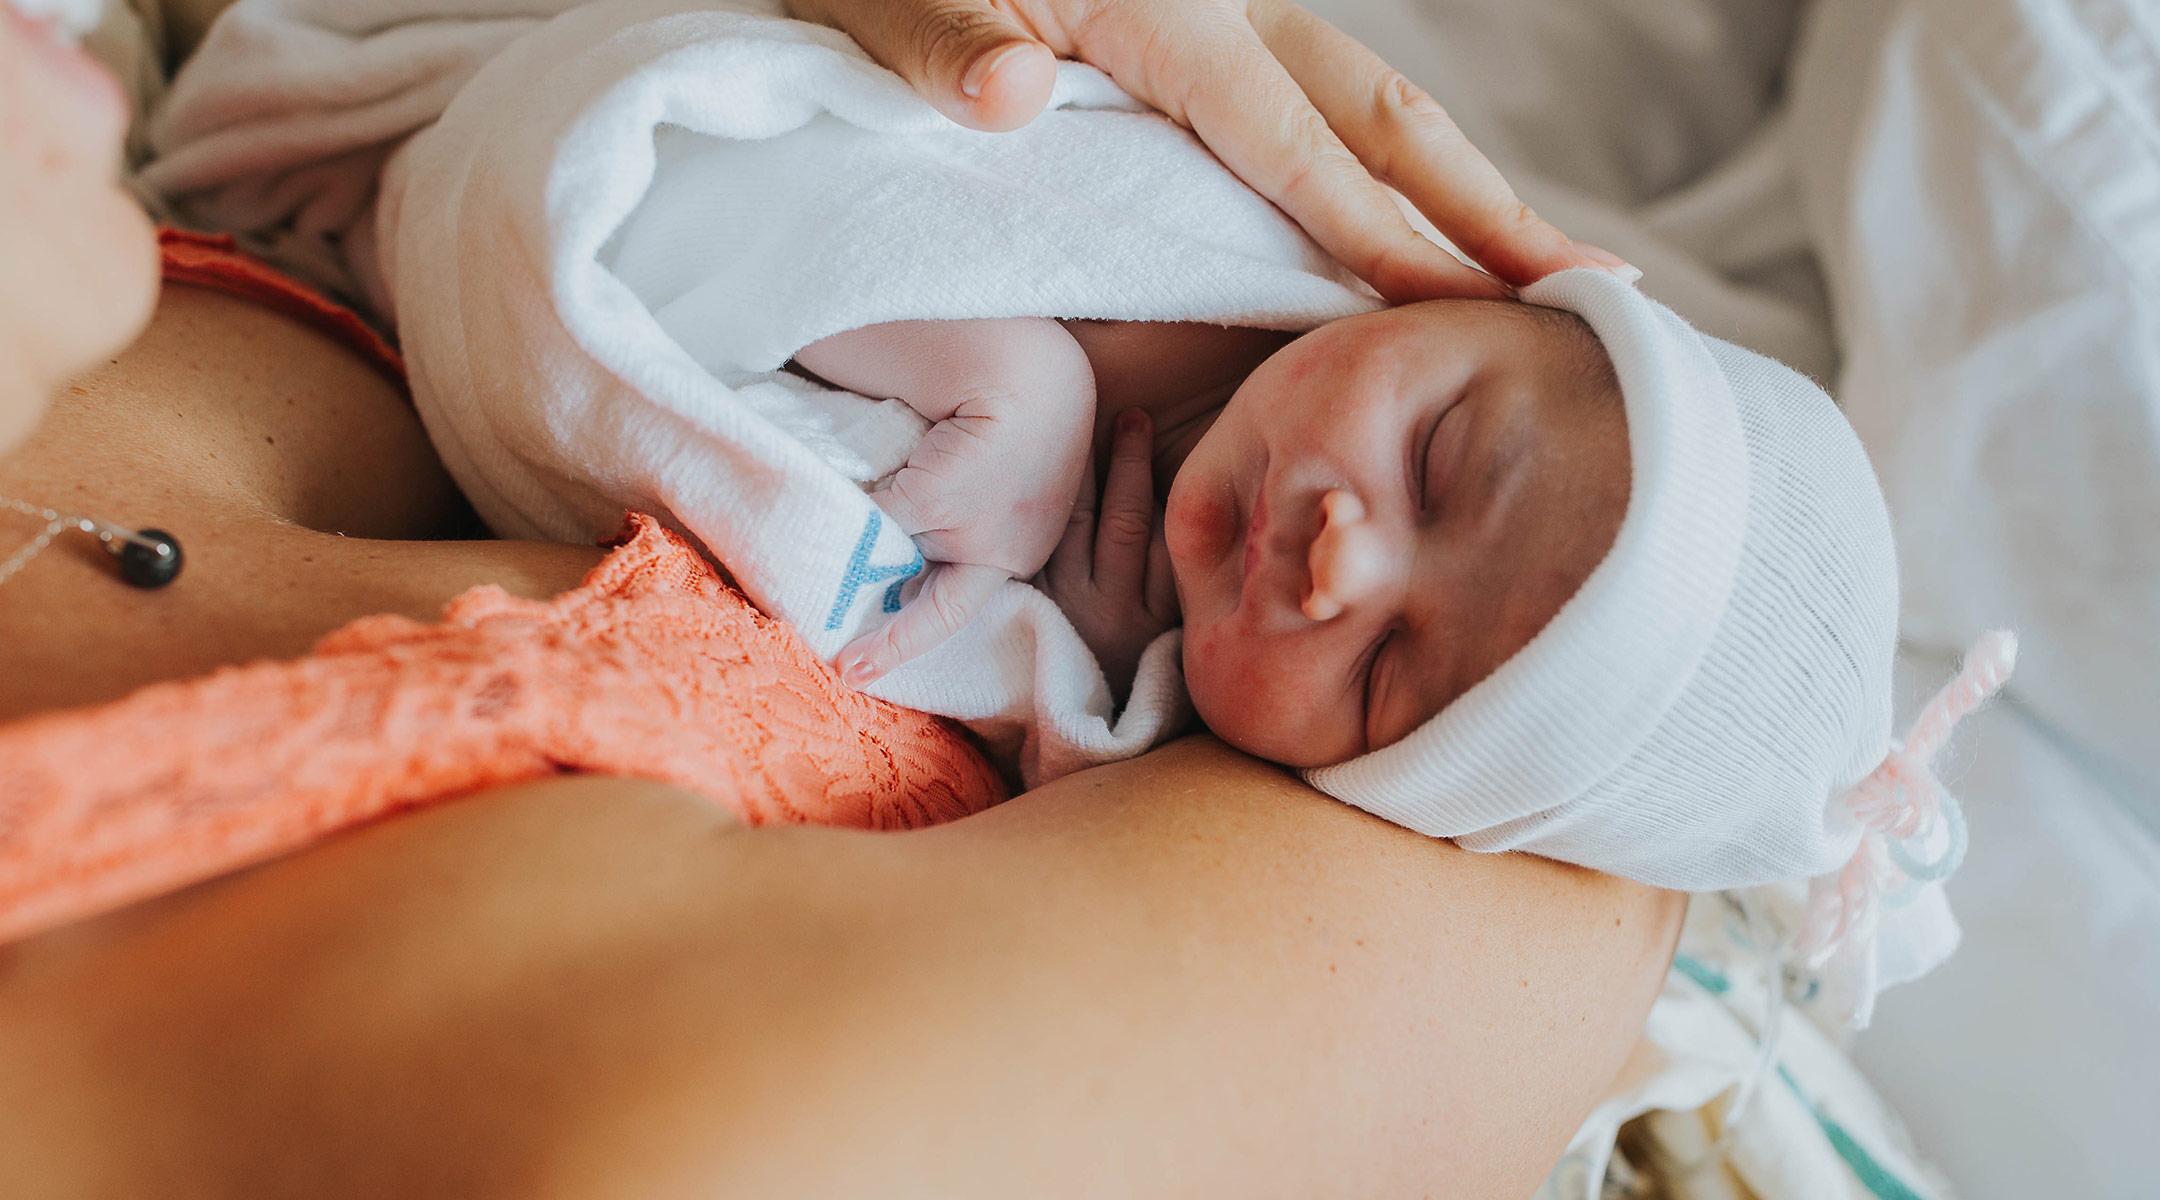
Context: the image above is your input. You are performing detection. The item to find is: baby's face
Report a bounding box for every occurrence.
[1164,300,1630,768]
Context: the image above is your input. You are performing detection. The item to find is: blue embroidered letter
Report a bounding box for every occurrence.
[824,511,925,631]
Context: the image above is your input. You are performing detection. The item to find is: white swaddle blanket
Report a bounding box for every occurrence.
[364,0,1381,782]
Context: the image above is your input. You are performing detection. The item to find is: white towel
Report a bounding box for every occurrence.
[357,0,1380,782]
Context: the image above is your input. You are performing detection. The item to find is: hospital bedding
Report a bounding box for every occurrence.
[1855,650,2160,1200]
[1789,0,2160,1190]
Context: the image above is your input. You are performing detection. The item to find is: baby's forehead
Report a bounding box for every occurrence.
[1512,303,1623,396]
[1327,298,1620,398]
[1320,296,1602,355]
[1425,296,1608,352]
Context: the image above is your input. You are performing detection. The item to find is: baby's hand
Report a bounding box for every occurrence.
[832,412,1087,686]
[810,318,1096,687]
[872,392,1088,580]
[1043,409,1180,697]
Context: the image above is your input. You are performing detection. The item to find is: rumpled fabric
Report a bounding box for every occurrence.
[1790,0,2160,796]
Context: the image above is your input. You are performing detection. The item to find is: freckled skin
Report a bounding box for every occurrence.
[1165,300,1630,768]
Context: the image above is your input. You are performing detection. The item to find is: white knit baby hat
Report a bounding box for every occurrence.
[1304,270,2014,1017]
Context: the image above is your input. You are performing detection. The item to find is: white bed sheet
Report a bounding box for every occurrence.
[1853,648,2160,1200]
[1784,0,2160,1188]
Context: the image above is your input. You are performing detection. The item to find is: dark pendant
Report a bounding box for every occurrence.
[117,528,184,589]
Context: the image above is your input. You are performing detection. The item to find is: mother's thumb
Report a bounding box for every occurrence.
[792,0,1056,131]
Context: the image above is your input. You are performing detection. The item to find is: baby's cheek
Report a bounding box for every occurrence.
[1163,465,1239,577]
[1183,633,1334,765]
[1183,632,1264,739]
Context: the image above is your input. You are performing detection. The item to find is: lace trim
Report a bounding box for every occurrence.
[0,515,1004,943]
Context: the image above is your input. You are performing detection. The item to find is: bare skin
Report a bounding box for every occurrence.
[0,284,603,720]
[0,750,1679,1199]
[0,281,1682,1199]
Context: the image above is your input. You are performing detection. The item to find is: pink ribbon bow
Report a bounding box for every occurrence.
[1796,630,2018,968]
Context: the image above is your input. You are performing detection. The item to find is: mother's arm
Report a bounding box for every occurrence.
[0,738,1679,1199]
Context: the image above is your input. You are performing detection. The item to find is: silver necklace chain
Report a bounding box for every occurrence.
[0,496,100,587]
[0,494,165,588]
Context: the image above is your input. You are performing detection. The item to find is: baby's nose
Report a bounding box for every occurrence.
[1301,489,1394,621]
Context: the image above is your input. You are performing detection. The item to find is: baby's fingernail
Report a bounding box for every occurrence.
[842,657,882,688]
[962,42,1030,100]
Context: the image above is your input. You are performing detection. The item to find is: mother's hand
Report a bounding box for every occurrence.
[786,0,1631,302]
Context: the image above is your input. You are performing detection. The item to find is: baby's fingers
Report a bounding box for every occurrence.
[835,562,1008,688]
[1094,409,1156,591]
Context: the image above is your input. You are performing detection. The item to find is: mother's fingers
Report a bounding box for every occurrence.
[1121,15,1507,304]
[1248,0,1624,288]
[785,0,1058,131]
[803,0,1628,296]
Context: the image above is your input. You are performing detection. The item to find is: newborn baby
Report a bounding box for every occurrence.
[790,246,1931,904]
[797,300,1627,772]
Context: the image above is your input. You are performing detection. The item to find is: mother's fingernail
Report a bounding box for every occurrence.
[1570,239,1630,268]
[962,42,1030,100]
[1117,408,1148,437]
[1571,240,1642,284]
